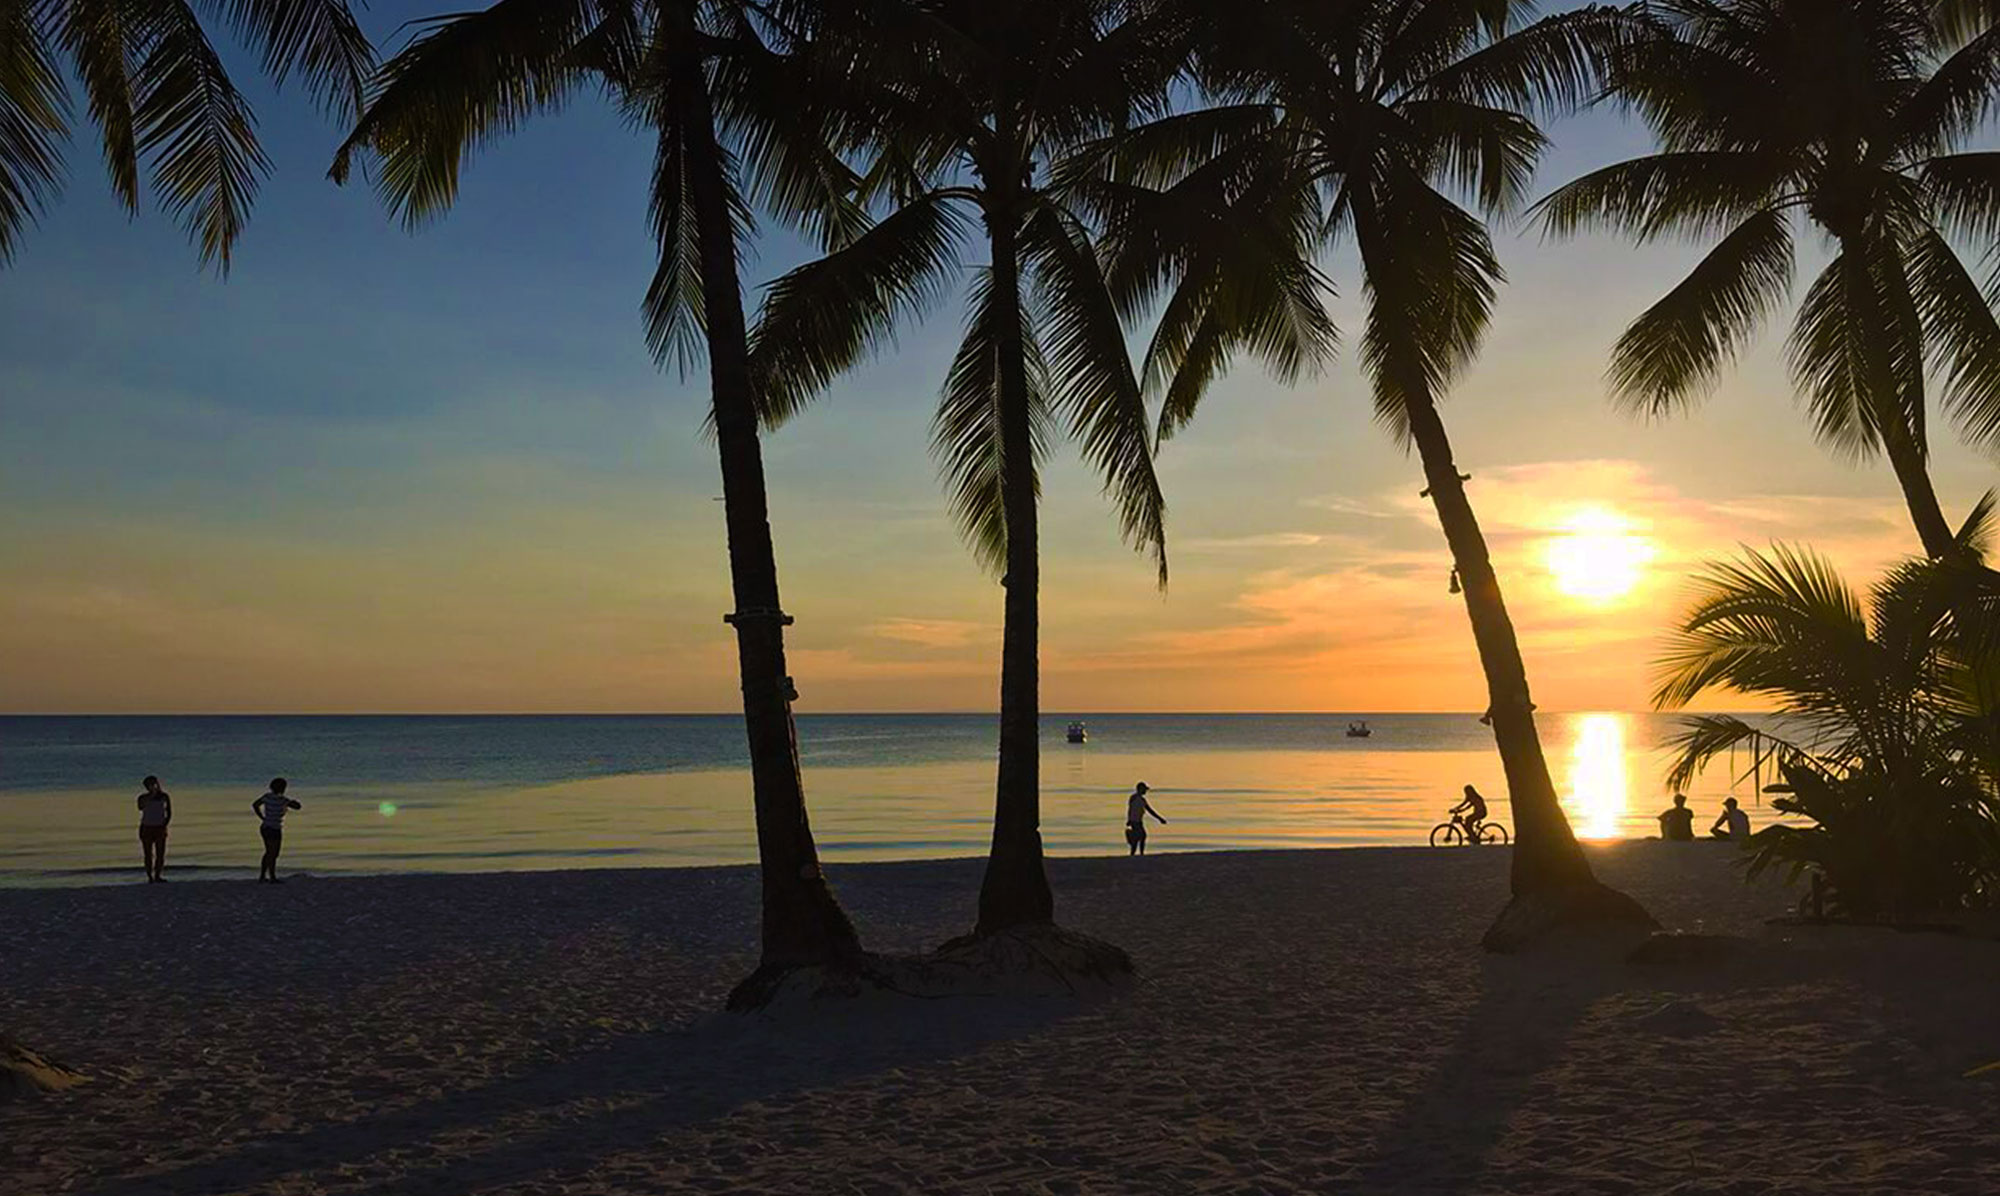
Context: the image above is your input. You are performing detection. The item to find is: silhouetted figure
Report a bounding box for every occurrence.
[1125,782,1165,856]
[137,776,172,882]
[1658,793,1695,842]
[1710,796,1750,841]
[1451,784,1488,845]
[253,778,301,883]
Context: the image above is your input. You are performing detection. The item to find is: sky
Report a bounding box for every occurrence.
[2,7,1994,715]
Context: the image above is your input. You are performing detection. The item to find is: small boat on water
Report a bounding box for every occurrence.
[1345,720,1372,738]
[1066,720,1089,744]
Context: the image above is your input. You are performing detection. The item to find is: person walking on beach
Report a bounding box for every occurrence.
[1710,796,1751,841]
[252,778,301,883]
[1658,793,1695,842]
[1451,784,1488,844]
[137,776,172,882]
[1126,782,1166,856]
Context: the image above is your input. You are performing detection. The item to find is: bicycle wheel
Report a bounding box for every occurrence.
[1479,823,1510,845]
[1430,822,1463,847]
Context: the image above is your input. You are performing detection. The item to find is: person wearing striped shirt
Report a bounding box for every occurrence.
[251,778,302,883]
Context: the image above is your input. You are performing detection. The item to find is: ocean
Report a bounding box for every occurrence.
[0,713,1784,885]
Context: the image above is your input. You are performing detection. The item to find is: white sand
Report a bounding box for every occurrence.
[3,844,1996,1194]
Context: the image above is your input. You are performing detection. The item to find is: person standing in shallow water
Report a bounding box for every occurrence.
[252,778,301,883]
[1125,782,1166,856]
[137,776,172,882]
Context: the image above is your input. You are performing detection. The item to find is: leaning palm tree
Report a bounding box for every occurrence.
[1538,0,2000,560]
[0,0,372,268]
[1654,502,2000,917]
[1076,0,1656,946]
[751,0,1173,947]
[331,0,870,1008]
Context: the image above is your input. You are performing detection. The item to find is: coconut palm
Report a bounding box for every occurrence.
[1538,0,2000,560]
[331,0,871,1006]
[750,0,1174,940]
[1074,0,1654,945]
[0,0,372,269]
[1655,500,2000,917]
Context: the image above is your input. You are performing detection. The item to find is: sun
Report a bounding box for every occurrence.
[1545,508,1653,603]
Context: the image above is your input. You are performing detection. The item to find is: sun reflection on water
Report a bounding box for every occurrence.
[1563,713,1629,839]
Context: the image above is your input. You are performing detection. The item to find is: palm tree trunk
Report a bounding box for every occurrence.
[975,202,1056,935]
[672,22,861,981]
[1400,397,1599,898]
[1837,232,1957,559]
[1879,420,1956,558]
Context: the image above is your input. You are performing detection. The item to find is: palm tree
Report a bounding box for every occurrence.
[0,0,372,269]
[1076,0,1655,946]
[331,0,870,1007]
[1654,503,2000,917]
[1538,0,2000,560]
[750,0,1173,941]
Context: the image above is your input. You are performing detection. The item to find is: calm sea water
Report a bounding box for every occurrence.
[0,713,1784,885]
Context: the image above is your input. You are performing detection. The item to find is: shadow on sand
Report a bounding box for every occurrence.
[81,995,1086,1196]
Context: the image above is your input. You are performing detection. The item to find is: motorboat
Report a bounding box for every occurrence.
[1345,720,1372,738]
[1066,720,1089,744]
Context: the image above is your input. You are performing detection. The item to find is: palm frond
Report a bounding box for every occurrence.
[328,0,609,225]
[194,0,374,121]
[1059,103,1279,192]
[1607,205,1792,416]
[1653,543,1878,715]
[0,0,68,262]
[1418,4,1639,116]
[748,188,970,426]
[640,104,707,375]
[1355,170,1500,440]
[1399,97,1546,214]
[933,264,1051,576]
[1787,240,1922,461]
[1907,225,2000,450]
[58,0,143,209]
[1917,151,2000,250]
[1533,150,1792,241]
[1023,203,1168,587]
[1934,0,2000,46]
[713,26,870,250]
[1889,24,2000,156]
[132,0,272,272]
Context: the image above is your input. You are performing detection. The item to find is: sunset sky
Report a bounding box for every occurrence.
[2,9,1993,715]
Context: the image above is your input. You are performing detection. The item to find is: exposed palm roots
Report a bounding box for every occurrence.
[728,924,1134,1013]
[1481,881,1659,954]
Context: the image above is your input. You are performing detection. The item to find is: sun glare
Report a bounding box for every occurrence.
[1563,713,1630,840]
[1545,507,1653,603]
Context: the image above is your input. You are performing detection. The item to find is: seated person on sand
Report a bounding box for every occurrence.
[1658,793,1695,842]
[1451,784,1488,843]
[1125,782,1166,856]
[1710,796,1750,841]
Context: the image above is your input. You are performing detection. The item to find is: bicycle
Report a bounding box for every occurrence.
[1430,812,1510,847]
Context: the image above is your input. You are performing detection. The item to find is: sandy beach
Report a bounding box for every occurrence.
[4,843,1996,1194]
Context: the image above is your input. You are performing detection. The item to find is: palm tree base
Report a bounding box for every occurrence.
[1481,881,1659,954]
[2,1035,88,1102]
[931,923,1135,996]
[726,925,1135,1013]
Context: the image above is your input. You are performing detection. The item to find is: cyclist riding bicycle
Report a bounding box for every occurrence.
[1451,784,1489,844]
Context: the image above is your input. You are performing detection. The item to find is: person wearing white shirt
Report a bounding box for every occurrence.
[251,778,302,883]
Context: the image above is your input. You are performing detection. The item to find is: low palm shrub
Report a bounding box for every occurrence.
[1655,505,2000,919]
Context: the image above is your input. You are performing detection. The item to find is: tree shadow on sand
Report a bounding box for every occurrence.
[1343,928,1953,1193]
[1349,951,1614,1192]
[80,995,1088,1196]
